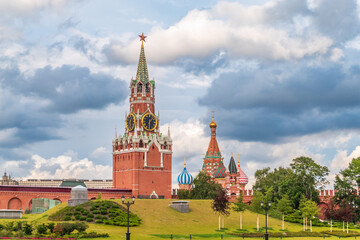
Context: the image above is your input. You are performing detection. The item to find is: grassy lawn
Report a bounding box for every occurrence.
[0,199,359,240]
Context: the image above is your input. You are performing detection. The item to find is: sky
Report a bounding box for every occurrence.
[1,0,360,189]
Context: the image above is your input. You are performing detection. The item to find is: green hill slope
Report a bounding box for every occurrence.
[0,199,357,240]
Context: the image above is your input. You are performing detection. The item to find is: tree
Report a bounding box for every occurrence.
[277,194,293,230]
[191,171,222,199]
[290,157,329,201]
[177,189,191,199]
[251,191,264,231]
[324,199,337,232]
[336,201,358,233]
[300,199,320,232]
[212,189,230,230]
[232,194,247,230]
[254,157,329,211]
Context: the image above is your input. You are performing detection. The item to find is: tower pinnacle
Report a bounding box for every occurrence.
[136,33,149,83]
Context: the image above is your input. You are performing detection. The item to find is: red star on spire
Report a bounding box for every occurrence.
[139,33,147,42]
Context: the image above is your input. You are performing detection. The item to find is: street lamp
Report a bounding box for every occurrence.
[261,201,272,240]
[121,195,136,240]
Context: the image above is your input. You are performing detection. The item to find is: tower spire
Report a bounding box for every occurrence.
[136,33,149,83]
[114,128,117,139]
[184,157,186,168]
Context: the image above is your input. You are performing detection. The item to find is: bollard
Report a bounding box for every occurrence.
[338,235,340,239]
[355,234,356,239]
[323,234,325,239]
[221,234,223,239]
[171,234,173,240]
[280,234,282,239]
[190,234,192,240]
[242,233,245,239]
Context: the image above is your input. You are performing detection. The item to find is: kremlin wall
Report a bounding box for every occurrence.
[0,34,348,215]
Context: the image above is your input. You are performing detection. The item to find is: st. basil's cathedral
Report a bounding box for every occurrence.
[178,114,249,200]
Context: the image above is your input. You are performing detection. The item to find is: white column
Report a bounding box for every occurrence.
[144,151,147,167]
[161,153,163,167]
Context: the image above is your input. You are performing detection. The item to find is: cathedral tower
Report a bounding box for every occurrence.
[202,112,223,177]
[112,33,172,198]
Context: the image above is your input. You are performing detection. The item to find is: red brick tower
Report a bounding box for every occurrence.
[202,112,223,177]
[112,33,172,199]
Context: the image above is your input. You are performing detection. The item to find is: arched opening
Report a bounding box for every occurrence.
[27,199,33,213]
[90,197,96,200]
[139,140,144,148]
[145,83,150,94]
[137,83,143,93]
[53,198,62,203]
[8,197,22,210]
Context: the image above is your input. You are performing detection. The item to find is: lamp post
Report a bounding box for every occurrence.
[261,201,272,240]
[121,195,135,240]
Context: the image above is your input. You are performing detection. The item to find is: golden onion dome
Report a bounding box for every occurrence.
[209,117,217,128]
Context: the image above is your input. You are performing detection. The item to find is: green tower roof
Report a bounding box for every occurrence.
[136,41,149,83]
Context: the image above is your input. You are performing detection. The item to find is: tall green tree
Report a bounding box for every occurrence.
[254,156,329,210]
[300,199,320,232]
[232,194,247,230]
[290,156,329,200]
[251,191,264,231]
[212,189,230,230]
[277,194,293,230]
[334,157,360,209]
[191,171,222,199]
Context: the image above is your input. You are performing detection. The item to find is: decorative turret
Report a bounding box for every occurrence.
[237,155,248,185]
[202,111,222,177]
[228,153,237,174]
[178,158,193,190]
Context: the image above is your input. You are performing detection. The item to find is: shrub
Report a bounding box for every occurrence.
[74,222,88,232]
[80,216,87,221]
[0,229,13,237]
[64,216,71,221]
[23,223,33,235]
[101,209,108,215]
[86,217,93,222]
[53,224,64,236]
[87,213,94,218]
[92,210,100,214]
[75,215,81,220]
[14,230,24,237]
[80,231,109,238]
[47,222,55,233]
[95,219,103,224]
[75,206,82,211]
[36,223,47,235]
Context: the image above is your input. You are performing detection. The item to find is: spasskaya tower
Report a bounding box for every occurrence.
[112,33,172,198]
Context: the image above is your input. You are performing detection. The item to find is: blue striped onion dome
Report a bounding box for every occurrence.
[178,166,193,185]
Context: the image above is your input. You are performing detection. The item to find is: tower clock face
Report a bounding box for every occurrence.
[141,113,157,131]
[126,113,136,131]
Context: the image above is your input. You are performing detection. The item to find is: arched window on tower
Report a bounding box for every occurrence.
[164,142,167,150]
[146,83,150,94]
[139,140,144,148]
[137,83,143,94]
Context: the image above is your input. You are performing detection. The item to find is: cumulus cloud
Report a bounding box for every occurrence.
[1,65,127,114]
[103,0,349,64]
[24,152,112,180]
[199,62,360,142]
[0,0,71,17]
